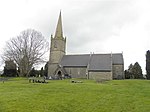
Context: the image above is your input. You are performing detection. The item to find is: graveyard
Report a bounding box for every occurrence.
[0,78,149,112]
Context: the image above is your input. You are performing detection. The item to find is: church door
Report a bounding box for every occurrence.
[57,71,62,80]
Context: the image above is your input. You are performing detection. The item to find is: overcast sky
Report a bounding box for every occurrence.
[0,0,150,73]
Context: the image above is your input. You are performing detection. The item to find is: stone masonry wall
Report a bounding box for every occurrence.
[89,71,112,80]
[112,64,124,79]
[48,63,58,76]
[64,67,87,78]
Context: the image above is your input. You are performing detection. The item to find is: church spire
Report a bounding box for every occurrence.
[54,11,63,38]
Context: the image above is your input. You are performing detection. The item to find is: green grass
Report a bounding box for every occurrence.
[0,78,149,112]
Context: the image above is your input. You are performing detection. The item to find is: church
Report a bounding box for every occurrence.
[48,12,124,80]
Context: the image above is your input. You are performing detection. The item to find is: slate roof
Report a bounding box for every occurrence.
[60,53,123,71]
[88,54,112,71]
[112,53,124,65]
[60,54,90,67]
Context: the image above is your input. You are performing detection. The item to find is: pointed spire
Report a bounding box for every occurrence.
[54,11,63,38]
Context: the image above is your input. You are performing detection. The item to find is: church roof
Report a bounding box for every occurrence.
[60,53,123,71]
[60,54,90,67]
[88,54,112,71]
[112,53,124,65]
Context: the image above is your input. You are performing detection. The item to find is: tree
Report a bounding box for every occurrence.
[2,60,17,77]
[40,67,44,77]
[44,62,48,77]
[132,62,143,79]
[124,70,130,79]
[29,67,36,77]
[2,29,49,77]
[146,50,150,79]
[125,63,143,79]
[3,67,17,77]
[128,64,134,79]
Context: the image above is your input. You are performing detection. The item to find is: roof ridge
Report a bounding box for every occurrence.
[65,54,90,56]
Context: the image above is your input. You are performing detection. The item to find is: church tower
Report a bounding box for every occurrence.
[48,11,66,76]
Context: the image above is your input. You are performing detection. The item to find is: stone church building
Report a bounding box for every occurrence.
[48,12,124,80]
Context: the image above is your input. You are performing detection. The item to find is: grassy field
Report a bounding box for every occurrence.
[0,78,149,112]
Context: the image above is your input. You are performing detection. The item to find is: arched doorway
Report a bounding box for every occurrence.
[57,71,62,80]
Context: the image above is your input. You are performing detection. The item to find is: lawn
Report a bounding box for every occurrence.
[0,78,149,112]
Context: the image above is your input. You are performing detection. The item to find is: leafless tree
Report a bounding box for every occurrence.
[2,29,49,77]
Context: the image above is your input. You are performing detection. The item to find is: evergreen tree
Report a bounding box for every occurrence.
[124,64,133,79]
[125,63,143,79]
[29,67,36,77]
[146,50,150,79]
[35,70,40,77]
[128,64,134,79]
[44,62,48,77]
[132,62,143,79]
[40,67,44,77]
[3,67,17,77]
[124,70,130,79]
[3,60,17,77]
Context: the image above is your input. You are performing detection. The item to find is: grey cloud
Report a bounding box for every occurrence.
[59,0,139,53]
